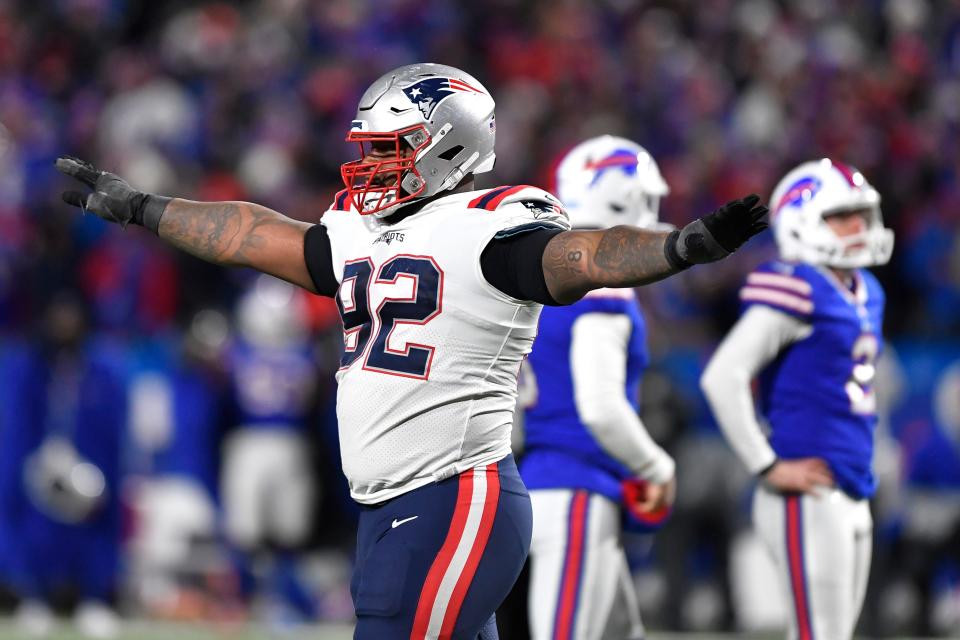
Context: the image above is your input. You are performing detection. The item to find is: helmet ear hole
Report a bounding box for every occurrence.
[437,145,464,161]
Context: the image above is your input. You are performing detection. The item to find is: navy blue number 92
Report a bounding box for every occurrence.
[335,256,443,379]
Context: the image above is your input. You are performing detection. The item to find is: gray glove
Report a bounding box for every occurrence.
[665,194,768,269]
[55,156,170,233]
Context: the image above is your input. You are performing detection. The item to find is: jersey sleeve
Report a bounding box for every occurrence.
[468,185,571,235]
[738,261,814,321]
[303,224,339,297]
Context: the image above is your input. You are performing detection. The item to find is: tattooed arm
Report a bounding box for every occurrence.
[159,199,315,291]
[543,195,769,304]
[542,228,675,304]
[54,157,318,292]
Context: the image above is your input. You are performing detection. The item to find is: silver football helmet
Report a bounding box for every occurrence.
[341,63,496,218]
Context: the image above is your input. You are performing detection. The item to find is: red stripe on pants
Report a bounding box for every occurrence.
[410,471,474,639]
[554,491,588,640]
[438,463,501,637]
[786,495,813,640]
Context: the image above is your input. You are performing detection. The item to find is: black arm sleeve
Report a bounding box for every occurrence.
[303,224,339,297]
[480,227,565,305]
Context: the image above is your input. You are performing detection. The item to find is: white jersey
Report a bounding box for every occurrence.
[322,186,570,504]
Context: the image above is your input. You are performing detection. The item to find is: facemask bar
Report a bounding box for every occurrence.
[341,124,431,216]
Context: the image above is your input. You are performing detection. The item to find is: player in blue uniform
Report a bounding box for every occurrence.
[0,296,126,638]
[222,276,318,618]
[701,159,894,639]
[520,136,676,640]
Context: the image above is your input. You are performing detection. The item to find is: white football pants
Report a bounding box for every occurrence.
[222,428,314,549]
[753,484,872,640]
[528,489,645,640]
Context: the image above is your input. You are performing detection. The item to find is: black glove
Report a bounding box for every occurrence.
[664,194,768,269]
[55,156,170,233]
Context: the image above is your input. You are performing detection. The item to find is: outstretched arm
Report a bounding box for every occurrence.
[55,157,317,293]
[542,195,768,304]
[158,199,314,290]
[542,227,674,303]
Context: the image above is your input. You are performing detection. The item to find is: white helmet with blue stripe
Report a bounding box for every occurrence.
[770,158,894,268]
[555,135,670,230]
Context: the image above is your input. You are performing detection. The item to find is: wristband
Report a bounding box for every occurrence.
[132,194,172,234]
[664,229,692,271]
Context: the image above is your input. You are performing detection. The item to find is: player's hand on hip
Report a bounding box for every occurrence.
[636,475,676,513]
[763,458,834,495]
[665,194,769,268]
[55,156,169,232]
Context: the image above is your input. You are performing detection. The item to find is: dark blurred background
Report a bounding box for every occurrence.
[0,0,958,637]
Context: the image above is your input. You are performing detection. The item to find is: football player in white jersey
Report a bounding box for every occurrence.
[56,63,767,639]
[521,136,676,640]
[701,159,893,639]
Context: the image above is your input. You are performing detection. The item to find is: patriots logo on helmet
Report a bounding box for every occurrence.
[775,176,822,215]
[402,77,484,120]
[585,148,641,187]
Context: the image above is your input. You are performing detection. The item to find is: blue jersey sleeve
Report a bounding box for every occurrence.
[739,261,815,320]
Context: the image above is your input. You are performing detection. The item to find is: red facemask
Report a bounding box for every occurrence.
[340,124,430,216]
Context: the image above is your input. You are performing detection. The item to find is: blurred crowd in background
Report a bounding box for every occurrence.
[0,0,959,637]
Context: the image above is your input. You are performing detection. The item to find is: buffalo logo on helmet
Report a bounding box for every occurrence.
[585,148,643,187]
[401,77,485,120]
[775,176,822,216]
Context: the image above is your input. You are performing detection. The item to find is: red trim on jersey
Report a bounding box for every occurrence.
[468,185,539,210]
[468,187,506,209]
[438,463,501,637]
[331,189,349,211]
[786,496,814,640]
[411,471,475,638]
[484,184,534,210]
[554,491,589,640]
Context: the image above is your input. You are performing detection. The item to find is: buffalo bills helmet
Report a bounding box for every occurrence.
[770,159,894,268]
[555,135,670,230]
[341,63,496,218]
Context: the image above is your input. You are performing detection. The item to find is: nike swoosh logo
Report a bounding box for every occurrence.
[391,515,419,528]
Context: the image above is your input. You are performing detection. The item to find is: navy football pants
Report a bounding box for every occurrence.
[351,454,532,639]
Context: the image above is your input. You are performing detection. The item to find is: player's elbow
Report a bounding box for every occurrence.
[699,358,728,405]
[576,394,627,432]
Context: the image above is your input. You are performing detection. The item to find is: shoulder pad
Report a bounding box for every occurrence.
[468,185,565,213]
[739,261,814,319]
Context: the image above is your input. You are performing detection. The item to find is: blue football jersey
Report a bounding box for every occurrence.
[740,260,886,499]
[229,340,316,430]
[520,288,648,501]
